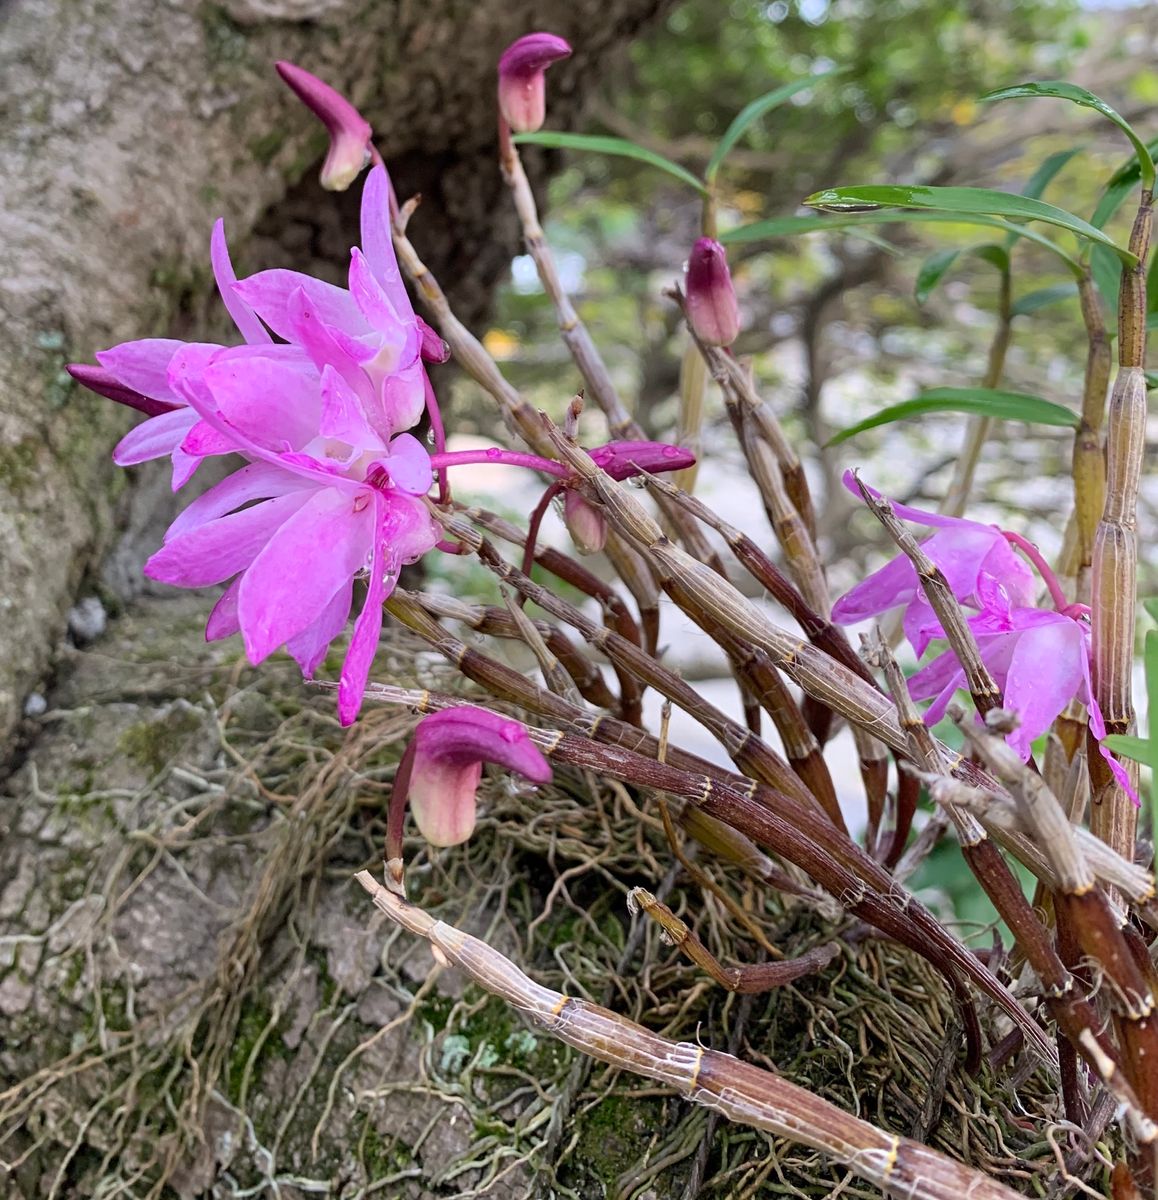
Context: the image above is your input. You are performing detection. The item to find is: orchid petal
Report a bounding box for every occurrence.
[1000,617,1086,758]
[359,165,411,317]
[113,408,199,466]
[286,578,354,678]
[233,270,366,343]
[238,486,376,663]
[97,339,188,405]
[166,461,311,543]
[206,578,242,641]
[211,220,273,346]
[380,433,432,495]
[145,490,312,588]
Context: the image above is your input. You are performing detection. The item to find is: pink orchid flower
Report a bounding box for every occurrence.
[831,471,1036,642]
[275,60,373,192]
[390,706,552,850]
[497,33,572,134]
[834,474,1138,798]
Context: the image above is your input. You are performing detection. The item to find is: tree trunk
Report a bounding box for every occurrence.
[0,0,671,740]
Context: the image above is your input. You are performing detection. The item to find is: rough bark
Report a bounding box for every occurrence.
[0,0,672,741]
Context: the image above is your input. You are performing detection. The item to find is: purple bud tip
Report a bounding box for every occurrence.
[563,490,607,554]
[276,60,373,192]
[408,706,551,847]
[67,363,179,417]
[417,317,451,364]
[497,32,572,134]
[588,439,697,481]
[685,238,740,348]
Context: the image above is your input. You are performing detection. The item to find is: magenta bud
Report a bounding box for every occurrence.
[587,439,696,481]
[685,238,740,348]
[276,60,373,192]
[67,363,179,417]
[406,706,552,847]
[563,490,607,554]
[417,317,450,364]
[497,32,572,134]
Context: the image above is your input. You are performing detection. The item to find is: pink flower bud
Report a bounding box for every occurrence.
[417,317,450,364]
[67,363,179,417]
[685,238,740,348]
[406,707,552,847]
[275,60,373,192]
[588,439,696,481]
[563,490,607,554]
[497,33,571,134]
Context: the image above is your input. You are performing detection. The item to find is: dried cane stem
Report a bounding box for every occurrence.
[356,873,1028,1200]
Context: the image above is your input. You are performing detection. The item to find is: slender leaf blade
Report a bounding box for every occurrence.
[1010,282,1079,318]
[915,249,961,305]
[512,131,708,194]
[1020,147,1084,203]
[1102,734,1153,763]
[825,386,1077,447]
[706,71,840,182]
[803,185,1136,265]
[721,209,1083,274]
[982,82,1155,191]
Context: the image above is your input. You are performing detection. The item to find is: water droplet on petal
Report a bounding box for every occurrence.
[485,446,501,460]
[662,445,680,458]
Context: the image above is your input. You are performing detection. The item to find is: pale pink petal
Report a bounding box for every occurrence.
[237,487,375,663]
[359,165,411,317]
[1001,619,1086,758]
[97,339,188,405]
[338,494,399,725]
[144,491,312,588]
[233,270,366,343]
[319,364,379,448]
[410,759,483,846]
[285,578,354,678]
[180,419,239,459]
[170,447,201,491]
[165,461,310,543]
[379,433,432,495]
[206,578,242,641]
[201,352,322,451]
[113,408,200,466]
[211,220,272,346]
[378,359,426,436]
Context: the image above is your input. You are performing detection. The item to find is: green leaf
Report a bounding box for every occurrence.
[825,386,1077,447]
[1145,371,1158,391]
[803,185,1136,266]
[721,210,1083,275]
[982,82,1155,192]
[1102,734,1153,764]
[706,71,842,183]
[512,132,709,195]
[1019,147,1084,203]
[914,249,960,305]
[1142,598,1158,623]
[1010,282,1079,318]
[914,244,1008,305]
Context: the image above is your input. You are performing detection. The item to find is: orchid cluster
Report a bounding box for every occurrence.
[833,472,1132,796]
[69,106,691,738]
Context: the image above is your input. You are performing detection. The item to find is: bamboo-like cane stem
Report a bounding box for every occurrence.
[1089,188,1152,862]
[355,873,1031,1200]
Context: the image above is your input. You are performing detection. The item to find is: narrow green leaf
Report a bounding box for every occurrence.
[982,82,1155,192]
[803,185,1136,266]
[1010,282,1079,318]
[825,386,1077,447]
[706,71,841,183]
[1102,734,1153,764]
[721,210,1083,275]
[1019,147,1084,203]
[1142,598,1158,623]
[512,132,708,195]
[914,249,960,305]
[1145,371,1158,391]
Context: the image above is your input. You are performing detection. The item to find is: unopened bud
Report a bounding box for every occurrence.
[417,317,450,364]
[66,363,179,417]
[563,491,607,554]
[497,33,571,134]
[406,707,552,847]
[685,238,740,348]
[276,60,373,191]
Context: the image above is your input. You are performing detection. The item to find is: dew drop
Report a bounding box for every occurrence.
[662,445,680,458]
[485,446,501,460]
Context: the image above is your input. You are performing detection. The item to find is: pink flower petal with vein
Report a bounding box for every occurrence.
[211,220,272,346]
[97,339,189,406]
[286,578,354,678]
[165,461,311,543]
[113,408,199,466]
